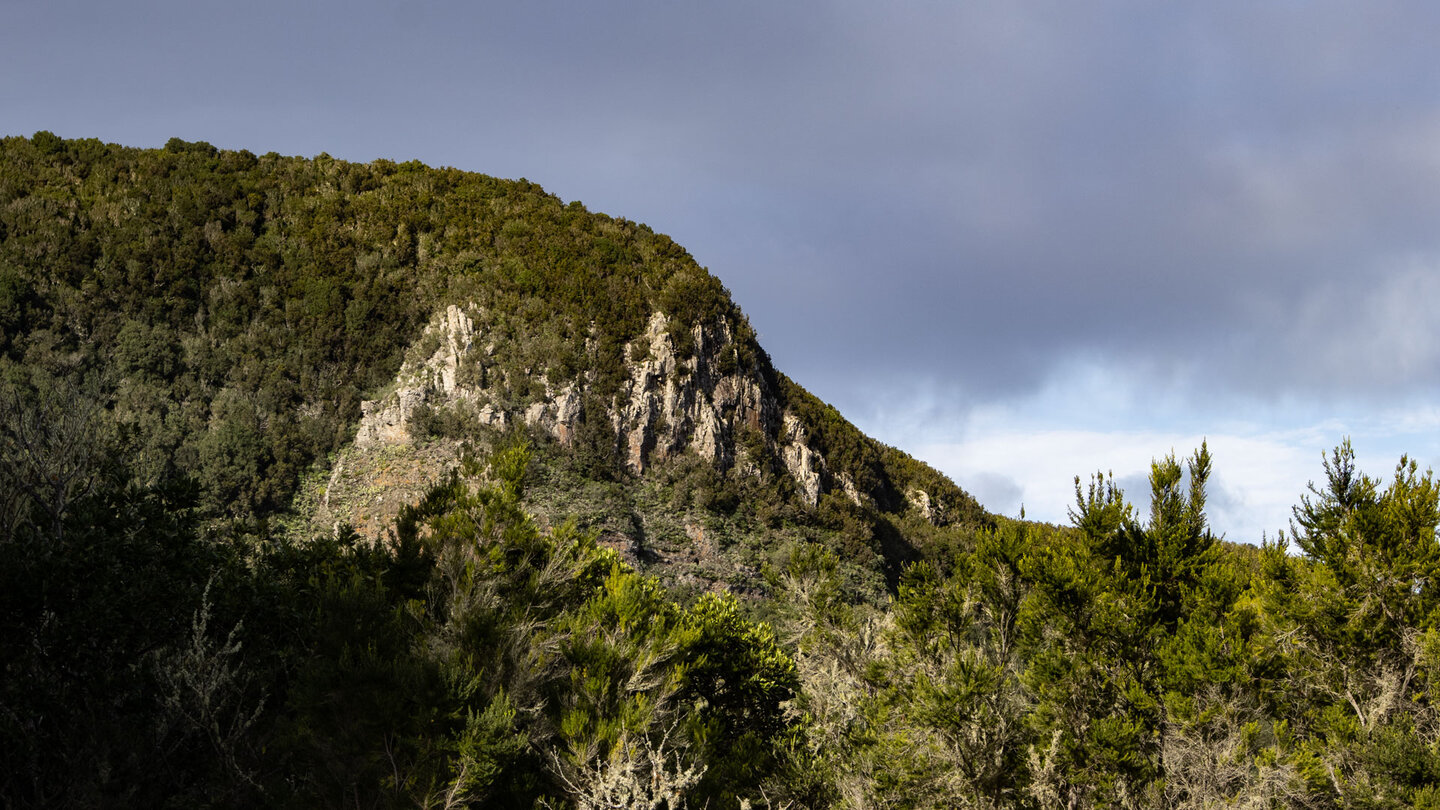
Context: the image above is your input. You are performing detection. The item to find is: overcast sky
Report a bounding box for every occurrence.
[6,1,1440,541]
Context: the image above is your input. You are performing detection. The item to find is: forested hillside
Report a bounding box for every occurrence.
[0,131,743,524]
[4,135,1440,808]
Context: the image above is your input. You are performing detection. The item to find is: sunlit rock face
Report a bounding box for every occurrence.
[356,305,853,507]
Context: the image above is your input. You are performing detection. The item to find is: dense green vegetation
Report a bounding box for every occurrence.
[9,408,1440,806]
[5,134,1440,807]
[775,441,1440,808]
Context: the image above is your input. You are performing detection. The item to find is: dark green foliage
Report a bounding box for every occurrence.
[0,369,254,805]
[0,476,228,807]
[1,433,807,808]
[572,392,623,481]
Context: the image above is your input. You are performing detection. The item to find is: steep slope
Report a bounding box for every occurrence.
[0,133,987,591]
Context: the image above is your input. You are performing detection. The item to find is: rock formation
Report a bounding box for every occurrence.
[356,304,845,507]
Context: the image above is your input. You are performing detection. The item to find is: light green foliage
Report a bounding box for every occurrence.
[1252,440,1440,807]
[782,444,1259,809]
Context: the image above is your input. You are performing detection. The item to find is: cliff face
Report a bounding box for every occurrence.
[354,303,841,508]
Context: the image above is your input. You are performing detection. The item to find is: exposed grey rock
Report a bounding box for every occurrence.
[906,487,934,521]
[356,304,480,447]
[357,303,895,511]
[779,413,824,507]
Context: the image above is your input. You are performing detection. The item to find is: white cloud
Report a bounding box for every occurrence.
[846,357,1440,545]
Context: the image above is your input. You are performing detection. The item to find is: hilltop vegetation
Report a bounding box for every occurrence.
[5,135,1440,808]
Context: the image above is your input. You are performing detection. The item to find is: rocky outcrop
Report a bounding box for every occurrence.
[779,413,824,506]
[355,303,933,512]
[356,304,502,447]
[906,487,935,522]
[614,312,773,474]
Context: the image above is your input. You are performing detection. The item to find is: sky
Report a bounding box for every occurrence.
[5,1,1440,542]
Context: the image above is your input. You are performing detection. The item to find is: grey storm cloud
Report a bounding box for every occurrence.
[6,0,1440,412]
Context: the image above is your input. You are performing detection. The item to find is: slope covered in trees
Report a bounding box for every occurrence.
[5,135,1440,808]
